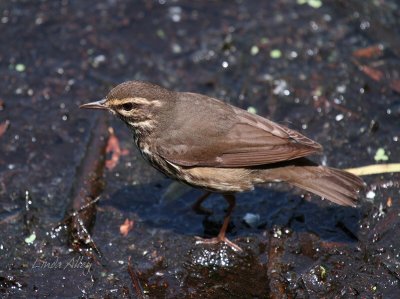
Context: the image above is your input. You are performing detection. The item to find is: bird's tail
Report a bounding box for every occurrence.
[257,162,365,206]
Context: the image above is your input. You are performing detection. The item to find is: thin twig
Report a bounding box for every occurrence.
[53,196,101,228]
[127,256,146,299]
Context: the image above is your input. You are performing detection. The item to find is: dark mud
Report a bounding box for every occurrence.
[0,0,399,297]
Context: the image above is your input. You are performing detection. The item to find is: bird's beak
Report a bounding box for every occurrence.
[80,99,108,110]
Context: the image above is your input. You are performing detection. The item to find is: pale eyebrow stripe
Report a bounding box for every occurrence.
[111,97,162,107]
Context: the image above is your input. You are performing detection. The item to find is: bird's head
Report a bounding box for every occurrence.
[80,81,175,133]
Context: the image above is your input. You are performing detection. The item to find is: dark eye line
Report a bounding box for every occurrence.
[119,102,138,111]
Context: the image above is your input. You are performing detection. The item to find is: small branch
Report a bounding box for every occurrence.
[66,113,108,253]
[345,164,400,176]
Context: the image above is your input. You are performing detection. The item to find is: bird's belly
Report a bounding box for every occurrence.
[176,166,255,193]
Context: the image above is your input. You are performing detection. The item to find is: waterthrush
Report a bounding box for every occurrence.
[81,81,364,251]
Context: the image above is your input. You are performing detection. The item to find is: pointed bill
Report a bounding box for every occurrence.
[80,99,108,110]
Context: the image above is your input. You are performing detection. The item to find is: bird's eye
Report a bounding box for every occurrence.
[121,103,134,111]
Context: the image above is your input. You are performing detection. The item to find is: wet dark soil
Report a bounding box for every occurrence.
[1,0,399,298]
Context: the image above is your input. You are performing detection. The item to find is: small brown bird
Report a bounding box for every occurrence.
[81,81,364,251]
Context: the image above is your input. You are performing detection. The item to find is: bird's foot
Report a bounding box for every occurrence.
[195,235,242,252]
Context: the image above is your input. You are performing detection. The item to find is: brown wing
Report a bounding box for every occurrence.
[154,93,322,168]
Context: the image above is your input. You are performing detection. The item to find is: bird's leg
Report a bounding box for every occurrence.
[192,191,212,215]
[195,194,242,252]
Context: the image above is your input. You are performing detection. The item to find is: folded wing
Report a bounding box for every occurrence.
[155,96,322,168]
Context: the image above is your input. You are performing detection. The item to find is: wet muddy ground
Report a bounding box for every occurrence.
[1,0,399,298]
